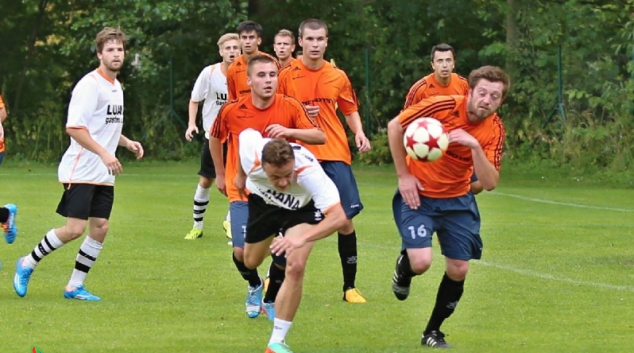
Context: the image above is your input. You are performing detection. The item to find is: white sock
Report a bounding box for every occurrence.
[24,229,64,269]
[225,210,231,222]
[67,236,103,288]
[269,318,292,344]
[193,184,210,229]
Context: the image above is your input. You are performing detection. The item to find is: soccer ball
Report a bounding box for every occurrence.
[403,117,449,162]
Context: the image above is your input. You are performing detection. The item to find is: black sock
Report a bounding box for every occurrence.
[424,273,465,334]
[232,252,261,287]
[263,262,285,303]
[397,250,417,277]
[0,207,8,223]
[338,231,358,291]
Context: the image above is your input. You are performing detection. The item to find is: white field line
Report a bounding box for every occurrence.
[490,191,634,213]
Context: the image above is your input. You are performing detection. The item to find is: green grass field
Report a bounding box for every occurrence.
[0,161,633,353]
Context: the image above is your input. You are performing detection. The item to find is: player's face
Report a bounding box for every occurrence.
[467,79,504,121]
[274,35,295,61]
[97,40,125,72]
[247,62,278,99]
[240,31,261,55]
[299,28,328,61]
[431,51,455,79]
[220,39,240,64]
[263,160,295,191]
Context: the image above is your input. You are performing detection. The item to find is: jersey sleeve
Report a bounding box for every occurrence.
[190,67,210,102]
[398,96,456,129]
[67,77,99,128]
[483,116,505,170]
[209,102,230,139]
[296,155,340,212]
[227,64,237,101]
[336,71,358,116]
[287,96,319,130]
[403,78,427,109]
[458,76,470,95]
[277,66,290,95]
[238,128,264,175]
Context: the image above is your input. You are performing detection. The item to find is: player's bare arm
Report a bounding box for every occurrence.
[118,135,144,160]
[387,117,423,209]
[270,203,347,256]
[344,111,371,152]
[185,99,200,141]
[264,124,326,145]
[66,127,122,175]
[449,129,499,191]
[235,150,247,199]
[209,136,227,195]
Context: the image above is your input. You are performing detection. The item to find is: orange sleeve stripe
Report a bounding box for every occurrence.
[404,79,427,108]
[323,202,342,215]
[401,100,456,127]
[295,165,311,175]
[492,116,505,170]
[248,152,261,174]
[66,126,89,130]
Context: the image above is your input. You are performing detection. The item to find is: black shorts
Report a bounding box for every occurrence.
[198,138,228,179]
[56,184,115,220]
[246,193,323,244]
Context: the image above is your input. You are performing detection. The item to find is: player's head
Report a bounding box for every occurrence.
[237,20,263,55]
[217,33,240,64]
[430,43,455,80]
[467,66,510,121]
[274,29,296,62]
[262,138,295,191]
[298,19,328,61]
[247,55,278,99]
[95,27,127,72]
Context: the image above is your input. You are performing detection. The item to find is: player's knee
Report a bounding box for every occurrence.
[285,257,307,280]
[199,177,213,189]
[409,256,432,274]
[446,260,469,280]
[338,219,354,234]
[233,247,245,262]
[66,225,87,240]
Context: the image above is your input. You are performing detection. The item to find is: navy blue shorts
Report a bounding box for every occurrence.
[0,151,4,166]
[320,161,363,219]
[470,171,478,182]
[229,201,249,248]
[392,190,483,260]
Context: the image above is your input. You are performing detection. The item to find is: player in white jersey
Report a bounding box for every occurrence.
[184,33,240,241]
[236,129,347,353]
[13,27,143,301]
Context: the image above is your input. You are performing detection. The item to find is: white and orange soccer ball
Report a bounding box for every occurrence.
[403,117,449,162]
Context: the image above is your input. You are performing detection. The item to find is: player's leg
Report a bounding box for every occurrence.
[422,193,482,348]
[229,200,263,318]
[321,161,366,303]
[64,185,114,301]
[221,142,231,241]
[185,139,216,240]
[265,223,314,353]
[391,190,435,301]
[14,184,93,297]
[1,203,18,244]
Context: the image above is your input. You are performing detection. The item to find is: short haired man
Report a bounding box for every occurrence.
[183,33,240,240]
[273,29,296,69]
[13,27,144,301]
[387,65,510,348]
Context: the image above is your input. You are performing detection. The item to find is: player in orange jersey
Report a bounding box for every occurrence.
[273,29,296,69]
[227,21,280,101]
[278,18,371,304]
[403,43,483,194]
[0,93,7,165]
[387,66,510,348]
[209,55,324,320]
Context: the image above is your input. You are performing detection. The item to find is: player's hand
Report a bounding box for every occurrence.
[101,154,123,176]
[126,140,144,160]
[449,129,479,149]
[265,124,290,138]
[304,105,320,118]
[185,124,199,141]
[270,235,307,257]
[215,174,227,196]
[355,131,371,153]
[398,173,423,209]
[235,174,247,199]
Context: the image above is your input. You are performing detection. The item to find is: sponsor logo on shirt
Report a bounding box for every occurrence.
[261,188,301,210]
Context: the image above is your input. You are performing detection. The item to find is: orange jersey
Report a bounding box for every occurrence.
[399,95,505,198]
[227,52,280,101]
[209,93,318,202]
[0,94,5,152]
[403,73,469,109]
[278,60,358,164]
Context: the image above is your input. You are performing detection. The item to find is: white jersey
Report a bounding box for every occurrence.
[58,69,124,185]
[239,129,340,212]
[190,63,228,139]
